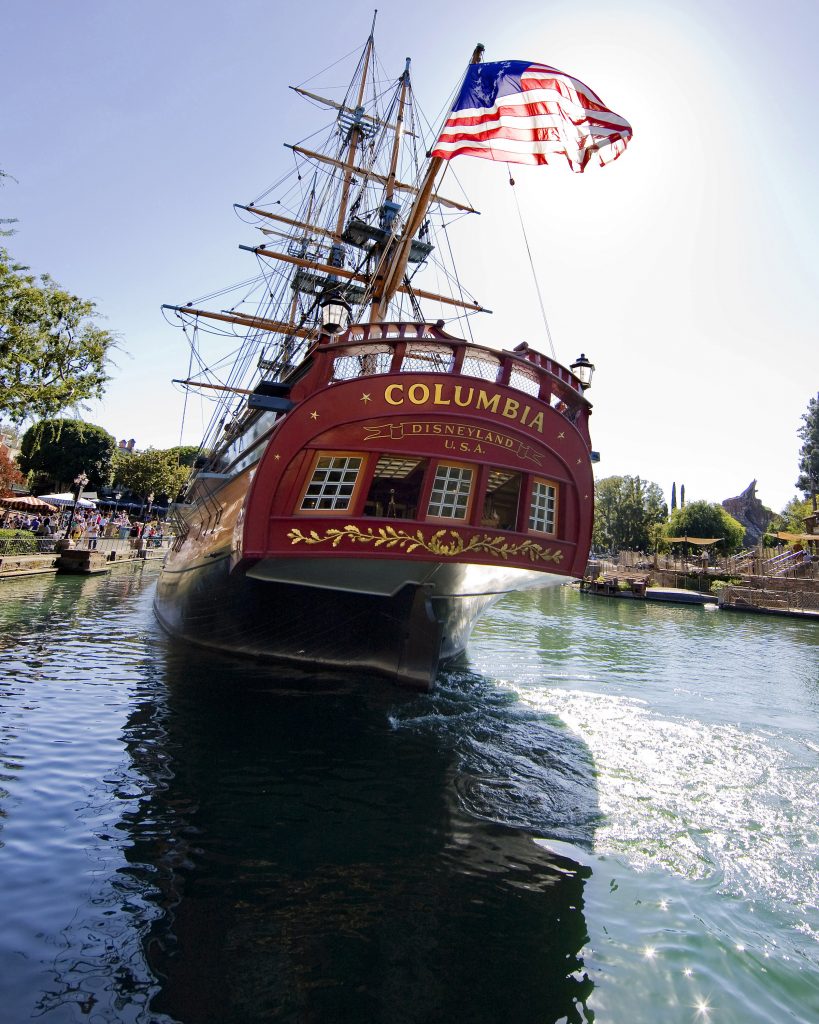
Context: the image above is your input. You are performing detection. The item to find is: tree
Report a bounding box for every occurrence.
[666,500,745,554]
[593,475,667,552]
[770,496,813,536]
[796,393,819,511]
[165,445,200,468]
[18,418,116,492]
[0,248,117,422]
[0,442,24,496]
[112,448,190,506]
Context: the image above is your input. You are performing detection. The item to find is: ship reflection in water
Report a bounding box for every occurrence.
[3,571,817,1022]
[119,648,600,1024]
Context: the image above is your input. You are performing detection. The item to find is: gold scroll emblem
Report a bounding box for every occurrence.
[362,421,544,465]
[287,525,563,564]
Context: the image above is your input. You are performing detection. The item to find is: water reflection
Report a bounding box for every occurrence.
[115,647,600,1024]
[3,571,816,1021]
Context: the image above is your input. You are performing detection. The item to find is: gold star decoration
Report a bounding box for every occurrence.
[577,458,582,464]
[274,453,281,461]
[310,411,319,420]
[360,393,372,404]
[557,431,565,439]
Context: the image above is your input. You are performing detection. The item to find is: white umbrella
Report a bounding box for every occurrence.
[38,492,97,509]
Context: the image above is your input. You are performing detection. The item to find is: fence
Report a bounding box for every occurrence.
[585,549,819,600]
[0,533,172,558]
[719,579,819,614]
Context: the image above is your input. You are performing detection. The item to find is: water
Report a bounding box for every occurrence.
[0,566,816,1023]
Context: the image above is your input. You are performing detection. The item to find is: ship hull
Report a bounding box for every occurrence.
[157,323,593,690]
[154,553,561,689]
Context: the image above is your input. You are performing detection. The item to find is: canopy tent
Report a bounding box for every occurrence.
[0,495,59,514]
[774,531,819,544]
[665,537,721,546]
[37,492,97,509]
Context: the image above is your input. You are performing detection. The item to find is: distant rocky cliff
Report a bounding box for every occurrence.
[722,480,773,546]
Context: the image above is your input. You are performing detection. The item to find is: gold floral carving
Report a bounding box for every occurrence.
[286,524,563,564]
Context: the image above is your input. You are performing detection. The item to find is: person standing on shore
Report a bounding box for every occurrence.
[85,519,100,549]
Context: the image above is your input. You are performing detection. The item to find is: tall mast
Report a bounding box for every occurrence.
[384,58,411,205]
[369,57,411,322]
[333,20,376,240]
[371,44,484,319]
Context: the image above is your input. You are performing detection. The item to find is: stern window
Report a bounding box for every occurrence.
[427,464,474,520]
[364,455,428,518]
[529,479,558,534]
[300,455,363,511]
[482,469,522,530]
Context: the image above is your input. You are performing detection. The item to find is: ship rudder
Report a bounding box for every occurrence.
[393,584,444,691]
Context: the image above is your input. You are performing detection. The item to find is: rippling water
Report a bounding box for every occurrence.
[0,566,817,1022]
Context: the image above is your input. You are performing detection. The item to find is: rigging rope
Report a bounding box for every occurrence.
[507,167,556,359]
[178,327,195,449]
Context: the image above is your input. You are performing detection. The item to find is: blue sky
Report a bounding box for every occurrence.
[3,0,817,513]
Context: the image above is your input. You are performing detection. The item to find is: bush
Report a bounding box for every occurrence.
[0,528,38,554]
[710,576,743,594]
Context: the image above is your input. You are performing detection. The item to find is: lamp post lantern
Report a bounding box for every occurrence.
[319,289,352,335]
[63,471,89,541]
[570,353,595,390]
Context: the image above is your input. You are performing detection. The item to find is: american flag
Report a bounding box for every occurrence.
[431,60,632,172]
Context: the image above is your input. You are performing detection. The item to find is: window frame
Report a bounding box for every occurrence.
[424,460,476,523]
[296,450,368,516]
[527,476,559,536]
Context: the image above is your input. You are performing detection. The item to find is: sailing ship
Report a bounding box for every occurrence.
[154,25,632,688]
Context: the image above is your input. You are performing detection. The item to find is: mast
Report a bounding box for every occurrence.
[385,58,411,205]
[333,21,376,240]
[372,44,485,319]
[368,57,410,323]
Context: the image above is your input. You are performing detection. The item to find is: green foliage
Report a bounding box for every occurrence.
[666,500,745,554]
[709,577,742,594]
[770,496,813,535]
[165,445,200,468]
[0,248,117,422]
[18,418,115,491]
[112,448,190,503]
[0,529,37,554]
[796,393,819,507]
[593,475,667,553]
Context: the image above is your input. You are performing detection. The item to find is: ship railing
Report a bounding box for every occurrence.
[321,322,590,425]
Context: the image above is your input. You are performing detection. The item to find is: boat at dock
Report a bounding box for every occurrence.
[154,24,632,687]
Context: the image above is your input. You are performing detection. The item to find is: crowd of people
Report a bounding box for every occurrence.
[0,507,168,549]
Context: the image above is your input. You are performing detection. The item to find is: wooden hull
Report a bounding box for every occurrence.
[154,551,562,689]
[156,324,593,689]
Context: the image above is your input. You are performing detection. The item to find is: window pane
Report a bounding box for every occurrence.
[427,465,473,519]
[300,456,363,512]
[528,480,557,533]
